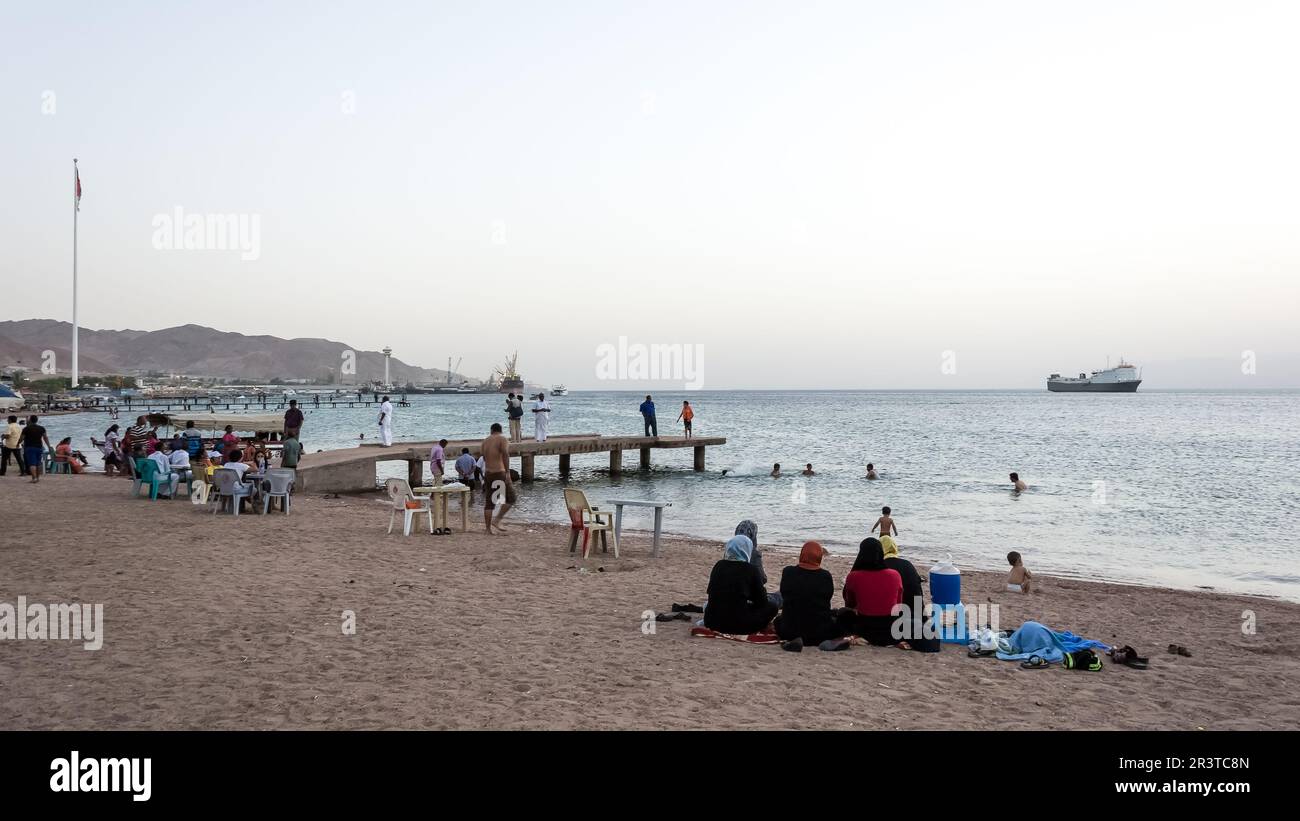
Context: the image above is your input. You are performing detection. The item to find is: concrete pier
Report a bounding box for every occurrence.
[295,434,725,493]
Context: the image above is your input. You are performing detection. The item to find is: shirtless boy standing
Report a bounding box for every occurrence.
[871,505,898,538]
[481,423,516,534]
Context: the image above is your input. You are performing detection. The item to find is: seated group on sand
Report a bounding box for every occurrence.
[704,520,935,652]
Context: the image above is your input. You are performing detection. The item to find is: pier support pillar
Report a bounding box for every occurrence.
[609,449,622,476]
[558,454,570,475]
[693,445,705,471]
[407,459,424,488]
[640,447,651,470]
[521,454,535,482]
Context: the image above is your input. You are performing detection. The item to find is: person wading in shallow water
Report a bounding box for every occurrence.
[481,423,515,534]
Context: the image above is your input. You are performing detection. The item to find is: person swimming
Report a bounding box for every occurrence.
[1010,472,1027,491]
[866,462,878,480]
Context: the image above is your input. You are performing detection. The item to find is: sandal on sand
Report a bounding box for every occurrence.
[1019,655,1051,670]
[1112,645,1150,669]
[654,612,691,622]
[819,638,852,652]
[781,638,804,653]
[1167,643,1192,657]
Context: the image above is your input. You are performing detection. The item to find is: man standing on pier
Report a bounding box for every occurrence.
[640,395,658,437]
[532,392,550,442]
[506,393,524,442]
[284,399,304,441]
[481,423,515,534]
[378,396,393,446]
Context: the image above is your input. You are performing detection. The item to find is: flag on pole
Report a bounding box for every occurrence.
[75,166,82,211]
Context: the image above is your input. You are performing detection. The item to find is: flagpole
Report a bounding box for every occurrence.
[72,158,79,388]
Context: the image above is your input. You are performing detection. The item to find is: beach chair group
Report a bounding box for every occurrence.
[207,468,295,515]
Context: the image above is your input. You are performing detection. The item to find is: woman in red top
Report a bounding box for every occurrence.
[842,537,904,646]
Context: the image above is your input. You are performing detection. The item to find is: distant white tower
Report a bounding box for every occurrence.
[382,347,393,387]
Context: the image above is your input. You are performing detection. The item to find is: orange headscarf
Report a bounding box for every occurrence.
[797,541,827,570]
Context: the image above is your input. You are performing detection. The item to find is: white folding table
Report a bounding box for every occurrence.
[604,499,672,557]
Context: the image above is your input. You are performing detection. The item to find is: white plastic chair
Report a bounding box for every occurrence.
[564,487,618,559]
[262,469,295,515]
[210,468,252,516]
[382,477,432,536]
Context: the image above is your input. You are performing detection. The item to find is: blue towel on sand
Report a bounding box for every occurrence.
[1055,630,1110,655]
[995,621,1110,663]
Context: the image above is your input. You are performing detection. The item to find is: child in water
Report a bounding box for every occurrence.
[871,506,897,537]
[1006,551,1032,593]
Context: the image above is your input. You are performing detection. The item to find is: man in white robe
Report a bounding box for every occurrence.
[532,393,550,442]
[378,396,394,446]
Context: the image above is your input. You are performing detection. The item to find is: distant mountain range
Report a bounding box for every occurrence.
[0,320,468,385]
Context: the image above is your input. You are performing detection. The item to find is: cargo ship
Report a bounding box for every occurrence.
[493,352,525,394]
[1047,360,1142,392]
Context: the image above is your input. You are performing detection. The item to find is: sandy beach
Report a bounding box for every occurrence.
[2,475,1298,731]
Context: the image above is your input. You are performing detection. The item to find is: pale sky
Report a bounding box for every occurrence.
[2,1,1297,388]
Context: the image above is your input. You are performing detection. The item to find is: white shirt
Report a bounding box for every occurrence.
[100,431,120,456]
[224,462,250,479]
[533,400,550,414]
[379,401,393,425]
[169,450,191,468]
[475,456,485,476]
[148,451,172,474]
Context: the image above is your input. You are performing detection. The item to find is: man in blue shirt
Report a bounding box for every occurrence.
[455,448,477,488]
[639,395,658,437]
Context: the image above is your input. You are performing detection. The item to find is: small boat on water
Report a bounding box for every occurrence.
[1047,360,1142,392]
[550,385,568,396]
[0,383,26,411]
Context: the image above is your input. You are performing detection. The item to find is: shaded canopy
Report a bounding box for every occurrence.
[161,412,286,434]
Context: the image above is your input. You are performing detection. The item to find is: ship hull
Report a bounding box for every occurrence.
[1047,379,1141,392]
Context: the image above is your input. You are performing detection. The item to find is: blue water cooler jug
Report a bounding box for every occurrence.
[929,555,968,643]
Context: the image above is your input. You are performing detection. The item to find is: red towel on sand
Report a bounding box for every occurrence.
[689,626,781,645]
